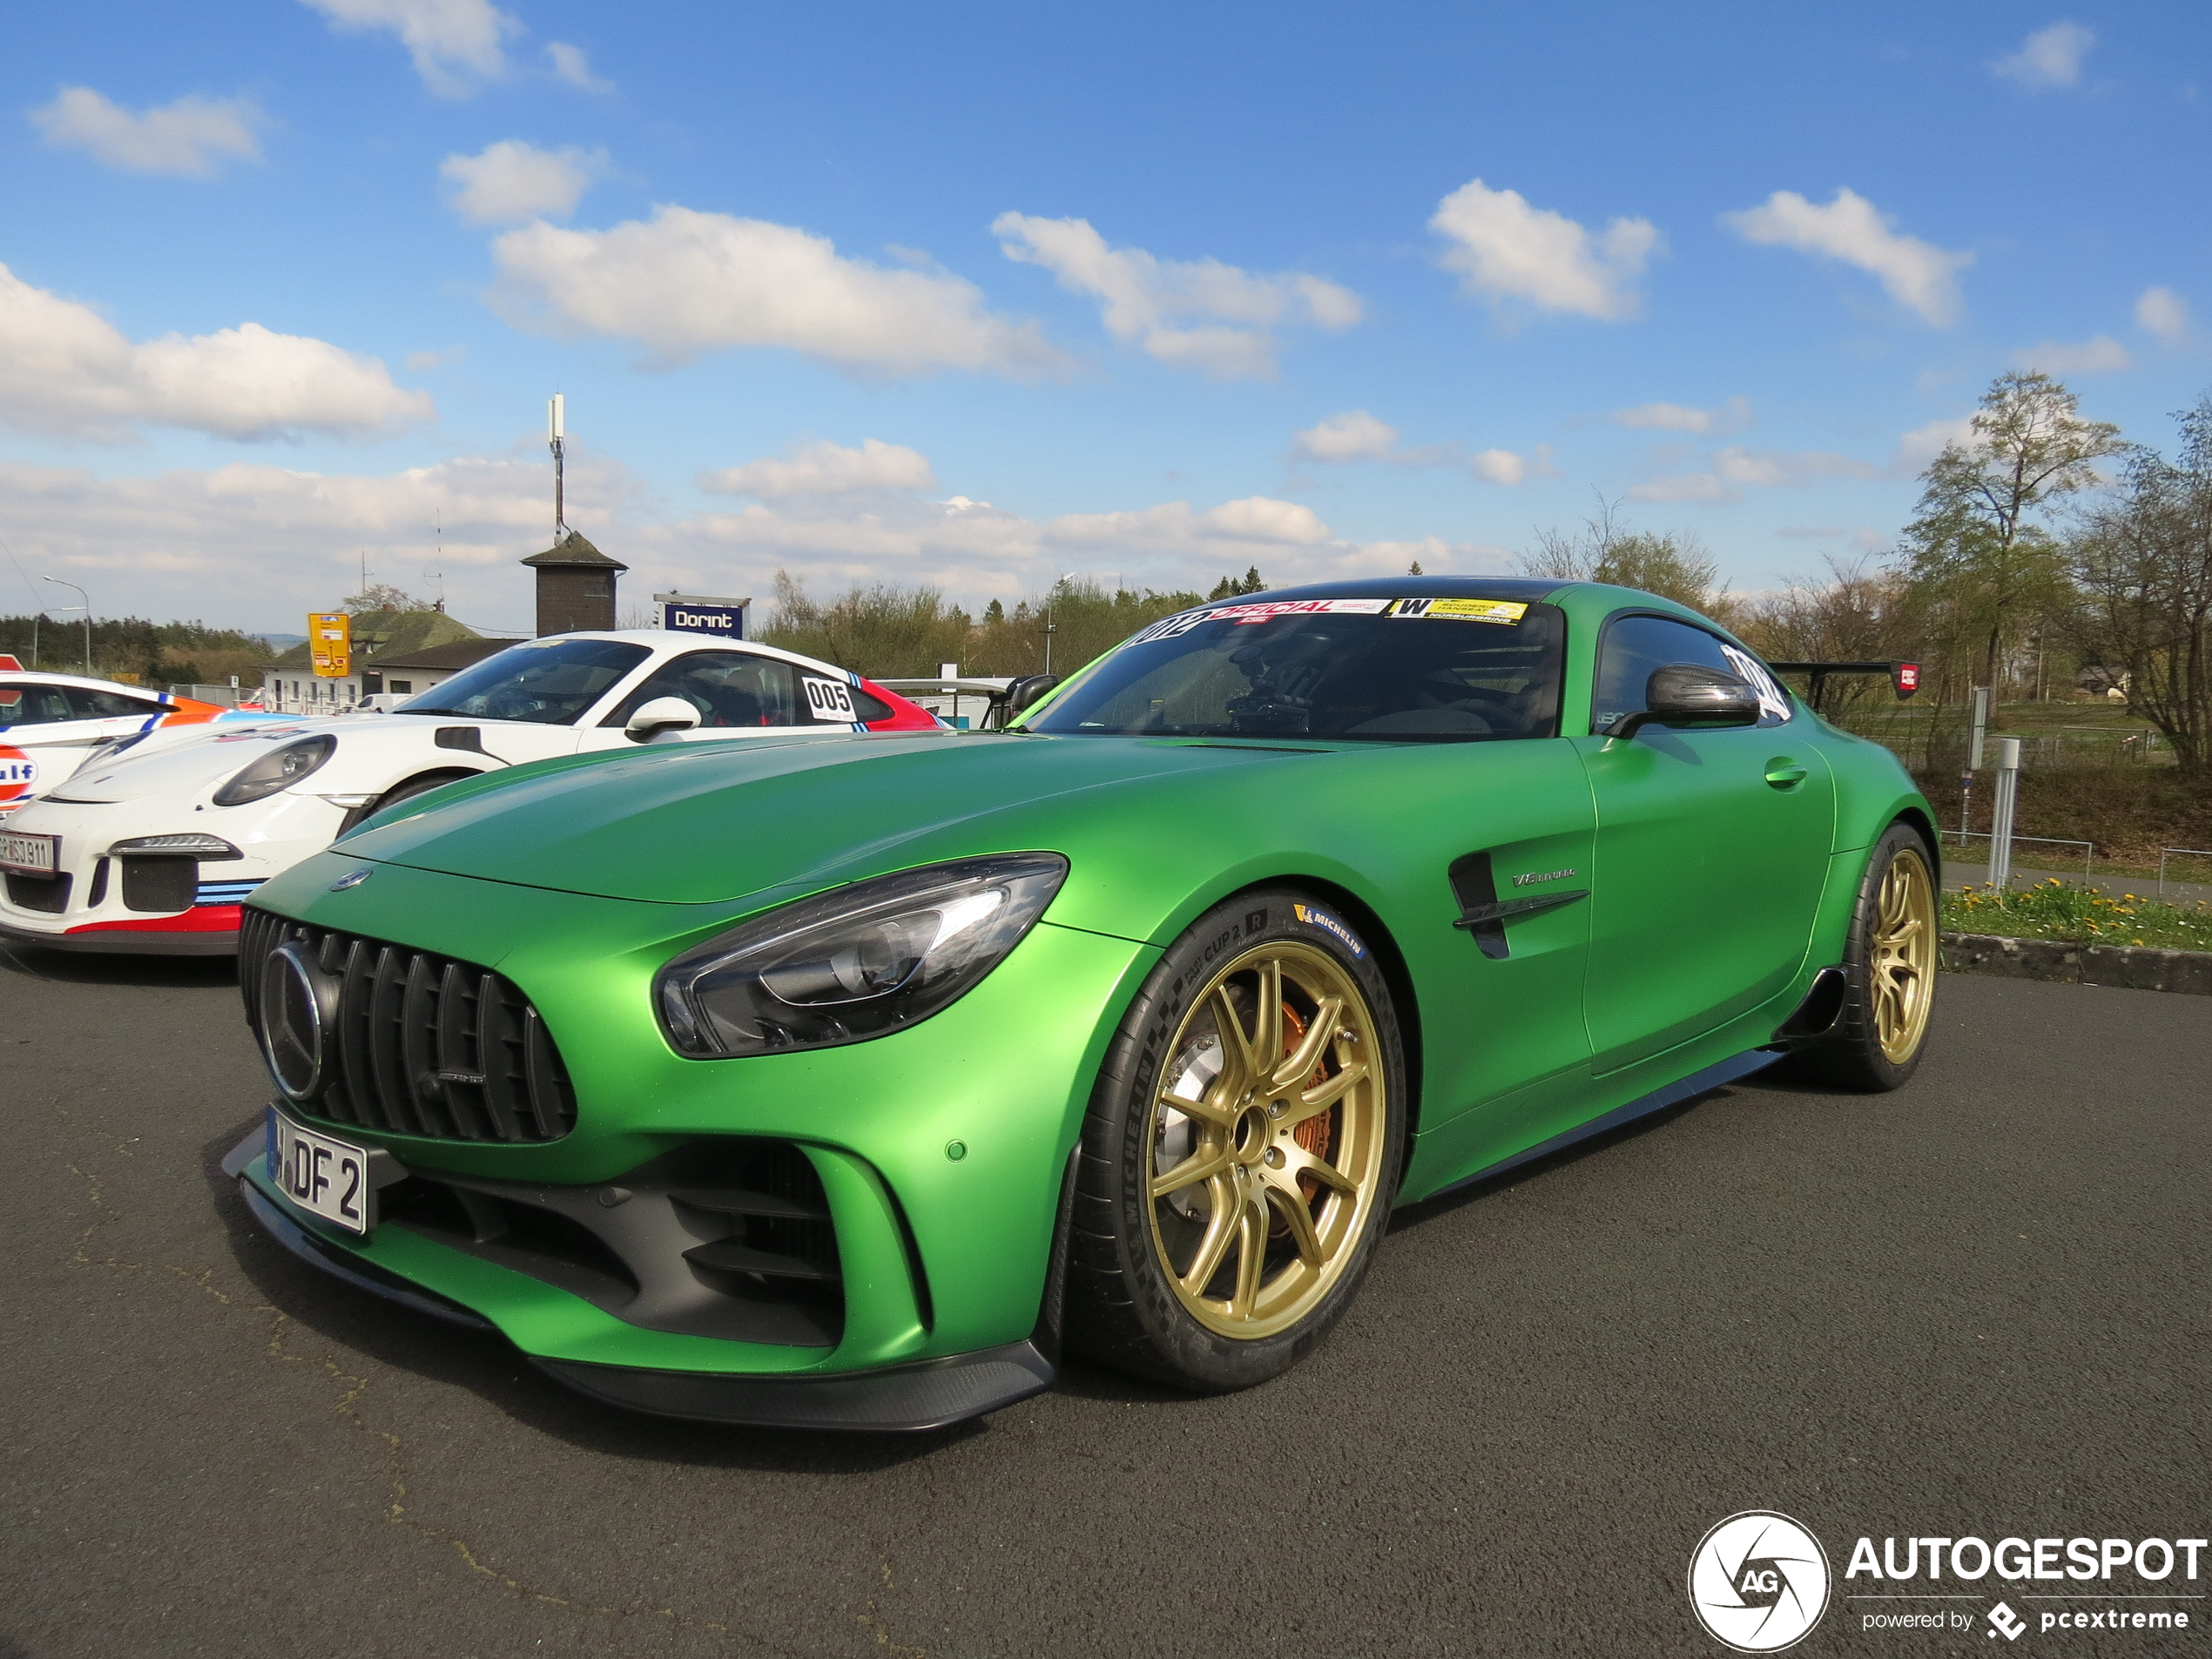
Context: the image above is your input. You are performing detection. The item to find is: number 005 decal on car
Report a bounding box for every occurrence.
[802,676,858,721]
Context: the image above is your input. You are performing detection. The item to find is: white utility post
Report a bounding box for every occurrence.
[1962,685,1991,836]
[1988,738,2022,889]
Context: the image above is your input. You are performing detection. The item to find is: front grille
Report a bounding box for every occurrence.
[5,871,70,914]
[240,905,577,1143]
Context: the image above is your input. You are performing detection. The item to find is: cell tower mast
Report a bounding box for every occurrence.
[548,394,567,540]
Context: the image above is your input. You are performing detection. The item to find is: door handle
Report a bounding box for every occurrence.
[1764,758,1809,789]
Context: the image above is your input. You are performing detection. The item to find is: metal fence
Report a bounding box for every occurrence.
[2157,848,2212,897]
[1940,829,2094,885]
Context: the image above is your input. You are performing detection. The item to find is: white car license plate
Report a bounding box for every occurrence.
[0,831,58,874]
[267,1110,374,1234]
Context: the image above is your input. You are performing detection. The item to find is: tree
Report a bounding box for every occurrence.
[1734,557,1921,721]
[1207,566,1268,599]
[1521,497,1722,612]
[1894,370,2121,691]
[1408,559,1425,577]
[341,582,424,614]
[2067,395,2212,773]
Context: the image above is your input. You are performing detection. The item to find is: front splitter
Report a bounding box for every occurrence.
[222,1124,1057,1433]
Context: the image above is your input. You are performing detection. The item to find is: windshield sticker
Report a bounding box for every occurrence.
[1212,598,1393,626]
[1292,901,1367,959]
[1721,644,1792,723]
[1387,597,1529,624]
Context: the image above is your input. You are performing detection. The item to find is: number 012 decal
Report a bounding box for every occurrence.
[802,676,858,721]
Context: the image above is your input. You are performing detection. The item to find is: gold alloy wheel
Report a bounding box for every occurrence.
[1871,846,1937,1063]
[1144,941,1387,1340]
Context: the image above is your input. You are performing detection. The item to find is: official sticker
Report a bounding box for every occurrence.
[1291,901,1366,959]
[1388,597,1529,624]
[1214,598,1392,625]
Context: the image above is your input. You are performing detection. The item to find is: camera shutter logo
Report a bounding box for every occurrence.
[1688,1511,1831,1652]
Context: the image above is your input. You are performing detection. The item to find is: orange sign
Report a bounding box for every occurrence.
[309,612,352,678]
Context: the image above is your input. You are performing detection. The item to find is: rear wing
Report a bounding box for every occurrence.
[1767,660,1920,713]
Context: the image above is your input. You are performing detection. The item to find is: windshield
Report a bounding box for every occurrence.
[1024,597,1565,742]
[395,638,651,725]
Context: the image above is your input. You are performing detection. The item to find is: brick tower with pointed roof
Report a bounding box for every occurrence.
[521,529,627,636]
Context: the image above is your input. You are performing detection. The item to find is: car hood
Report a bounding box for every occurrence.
[43,719,342,803]
[334,733,1324,906]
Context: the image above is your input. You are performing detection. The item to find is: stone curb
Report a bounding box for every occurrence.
[1940,933,2212,996]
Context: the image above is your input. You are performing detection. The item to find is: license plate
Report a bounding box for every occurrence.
[267,1109,375,1235]
[0,831,57,874]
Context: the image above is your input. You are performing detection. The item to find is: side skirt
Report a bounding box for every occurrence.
[1413,1047,1783,1204]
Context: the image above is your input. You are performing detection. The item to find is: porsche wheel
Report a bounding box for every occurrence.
[1067,889,1406,1392]
[1786,821,1938,1092]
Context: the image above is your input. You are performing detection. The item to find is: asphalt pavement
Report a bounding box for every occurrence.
[3,945,2206,1658]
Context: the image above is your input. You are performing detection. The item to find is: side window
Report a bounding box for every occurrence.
[1593,615,1791,732]
[3,683,85,725]
[601,652,799,728]
[67,687,160,720]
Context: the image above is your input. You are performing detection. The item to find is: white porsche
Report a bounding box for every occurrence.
[0,631,941,954]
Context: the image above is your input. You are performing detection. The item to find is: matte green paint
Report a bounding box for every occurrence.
[246,581,1932,1383]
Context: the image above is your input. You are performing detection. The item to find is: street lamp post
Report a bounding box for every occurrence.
[42,576,90,673]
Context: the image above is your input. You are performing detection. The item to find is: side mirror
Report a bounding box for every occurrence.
[625,696,702,743]
[1004,675,1061,717]
[1606,664,1761,738]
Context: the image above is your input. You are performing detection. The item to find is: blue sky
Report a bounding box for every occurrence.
[1,1,2207,634]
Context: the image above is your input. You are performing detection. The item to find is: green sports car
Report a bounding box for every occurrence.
[225,578,1939,1430]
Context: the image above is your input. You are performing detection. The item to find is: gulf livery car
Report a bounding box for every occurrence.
[224,580,1938,1430]
[0,671,254,815]
[0,631,936,955]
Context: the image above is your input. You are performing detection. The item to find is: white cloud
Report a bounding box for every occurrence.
[2013,334,2133,374]
[1893,415,1978,472]
[545,42,610,91]
[700,438,937,500]
[992,213,1360,378]
[1290,410,1535,483]
[300,0,517,95]
[1467,449,1527,486]
[1994,21,2094,90]
[440,139,604,225]
[1610,396,1751,435]
[1293,410,1398,462]
[490,206,1066,377]
[2136,287,2192,344]
[27,86,262,178]
[1723,188,1972,326]
[1428,178,1659,321]
[0,262,433,443]
[1629,446,1877,503]
[0,436,1528,631]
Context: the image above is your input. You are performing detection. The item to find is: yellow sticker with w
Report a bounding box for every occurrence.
[1389,597,1529,624]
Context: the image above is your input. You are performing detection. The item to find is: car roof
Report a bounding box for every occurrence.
[0,671,172,697]
[505,630,884,681]
[1199,576,1567,605]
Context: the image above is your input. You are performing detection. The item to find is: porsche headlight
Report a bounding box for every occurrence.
[212,736,336,806]
[655,853,1069,1058]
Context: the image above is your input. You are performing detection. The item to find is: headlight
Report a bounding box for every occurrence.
[108,833,241,859]
[212,736,336,806]
[655,853,1069,1058]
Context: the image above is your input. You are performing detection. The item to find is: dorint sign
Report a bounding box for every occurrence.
[656,592,752,640]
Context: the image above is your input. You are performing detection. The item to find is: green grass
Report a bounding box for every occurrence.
[1943,878,2212,953]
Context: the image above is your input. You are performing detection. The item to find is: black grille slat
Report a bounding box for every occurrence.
[237,906,576,1144]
